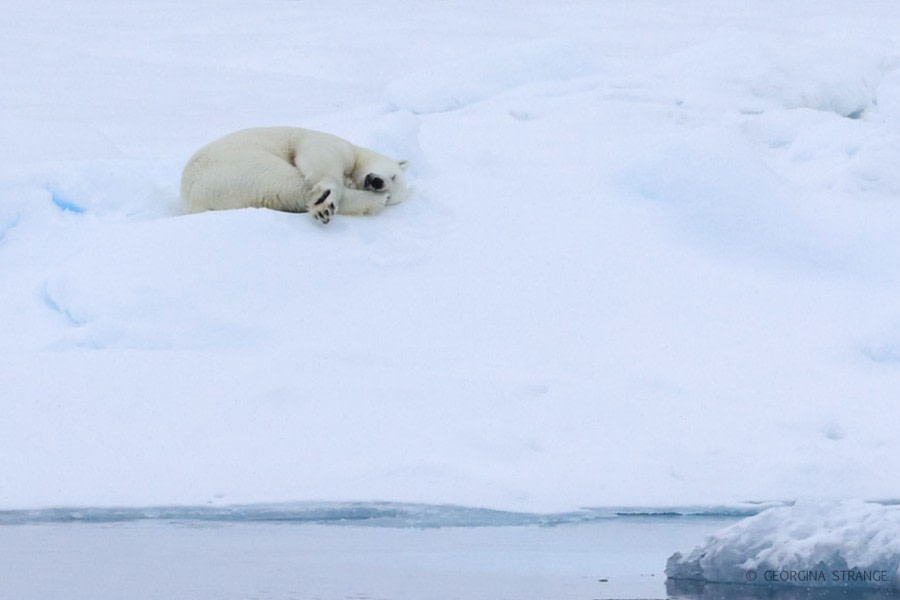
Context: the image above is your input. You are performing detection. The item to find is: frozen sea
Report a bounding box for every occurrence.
[4,0,900,517]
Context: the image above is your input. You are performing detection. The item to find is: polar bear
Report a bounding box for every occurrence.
[181,127,410,224]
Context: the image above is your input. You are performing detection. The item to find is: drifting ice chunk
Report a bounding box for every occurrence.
[666,500,900,591]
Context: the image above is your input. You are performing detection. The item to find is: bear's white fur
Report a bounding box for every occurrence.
[181,127,410,224]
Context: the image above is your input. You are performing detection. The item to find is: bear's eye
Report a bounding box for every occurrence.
[391,174,396,181]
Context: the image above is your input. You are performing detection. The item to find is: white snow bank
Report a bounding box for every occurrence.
[667,501,900,590]
[3,0,900,513]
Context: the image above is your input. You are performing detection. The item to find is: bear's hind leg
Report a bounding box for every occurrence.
[249,158,309,213]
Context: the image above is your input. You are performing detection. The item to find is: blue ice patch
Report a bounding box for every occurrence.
[50,191,85,213]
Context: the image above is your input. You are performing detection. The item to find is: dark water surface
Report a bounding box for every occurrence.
[0,516,733,599]
[2,515,895,600]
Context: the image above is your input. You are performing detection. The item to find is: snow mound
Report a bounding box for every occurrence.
[661,30,887,118]
[618,129,817,262]
[666,500,900,591]
[384,38,592,114]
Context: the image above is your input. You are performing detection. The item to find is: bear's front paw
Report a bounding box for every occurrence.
[310,188,336,224]
[361,191,389,215]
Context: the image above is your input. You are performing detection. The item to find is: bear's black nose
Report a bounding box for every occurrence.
[365,174,385,191]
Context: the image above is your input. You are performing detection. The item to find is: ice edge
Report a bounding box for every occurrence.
[0,501,789,527]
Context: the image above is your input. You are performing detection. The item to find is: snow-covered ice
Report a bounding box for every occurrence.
[2,0,900,514]
[666,500,900,591]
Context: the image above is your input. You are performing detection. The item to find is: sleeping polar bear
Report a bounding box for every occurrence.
[181,127,410,224]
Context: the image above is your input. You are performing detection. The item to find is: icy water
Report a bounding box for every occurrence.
[0,515,733,600]
[2,514,895,600]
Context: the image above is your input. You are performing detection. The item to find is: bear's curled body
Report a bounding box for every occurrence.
[181,127,409,224]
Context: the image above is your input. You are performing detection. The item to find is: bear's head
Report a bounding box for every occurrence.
[351,151,411,206]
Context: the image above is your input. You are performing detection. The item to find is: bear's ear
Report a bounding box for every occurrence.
[398,160,410,171]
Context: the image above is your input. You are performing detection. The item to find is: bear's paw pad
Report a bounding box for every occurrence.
[311,189,336,224]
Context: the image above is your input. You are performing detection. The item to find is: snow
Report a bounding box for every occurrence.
[666,500,900,591]
[384,38,593,114]
[2,0,900,514]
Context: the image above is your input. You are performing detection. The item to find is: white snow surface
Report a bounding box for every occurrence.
[2,0,900,513]
[666,500,900,590]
